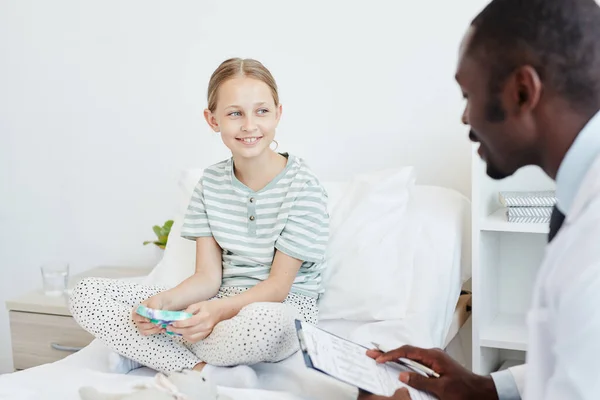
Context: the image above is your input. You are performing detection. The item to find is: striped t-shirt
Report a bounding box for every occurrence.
[180,154,329,298]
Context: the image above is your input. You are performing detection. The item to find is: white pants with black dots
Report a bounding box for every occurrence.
[69,278,318,373]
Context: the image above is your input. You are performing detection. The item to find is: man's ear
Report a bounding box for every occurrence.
[514,65,542,112]
[204,109,220,132]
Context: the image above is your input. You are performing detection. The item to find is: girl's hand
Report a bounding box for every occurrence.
[168,300,225,343]
[132,293,170,336]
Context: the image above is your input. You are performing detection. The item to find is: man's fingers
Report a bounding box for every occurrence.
[392,388,412,400]
[366,349,383,360]
[376,345,419,363]
[357,388,409,400]
[356,392,378,400]
[399,372,440,395]
[376,345,436,367]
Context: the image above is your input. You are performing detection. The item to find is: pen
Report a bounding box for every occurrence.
[371,342,441,378]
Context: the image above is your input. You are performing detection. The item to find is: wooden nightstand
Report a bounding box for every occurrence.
[5,266,152,370]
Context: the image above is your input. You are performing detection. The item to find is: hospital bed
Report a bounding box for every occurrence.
[0,168,471,400]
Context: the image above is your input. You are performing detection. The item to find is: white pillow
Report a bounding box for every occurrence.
[403,186,470,346]
[143,168,203,288]
[317,185,469,348]
[318,167,418,321]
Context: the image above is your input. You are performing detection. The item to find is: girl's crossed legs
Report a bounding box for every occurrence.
[69,278,317,374]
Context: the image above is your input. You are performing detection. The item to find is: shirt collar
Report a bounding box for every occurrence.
[556,111,600,214]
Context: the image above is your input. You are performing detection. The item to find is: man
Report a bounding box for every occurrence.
[359,0,600,399]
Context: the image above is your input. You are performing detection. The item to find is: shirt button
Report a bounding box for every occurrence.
[249,197,255,203]
[249,215,255,221]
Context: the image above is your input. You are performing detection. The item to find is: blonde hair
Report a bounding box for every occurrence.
[207,58,279,113]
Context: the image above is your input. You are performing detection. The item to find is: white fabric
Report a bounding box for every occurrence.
[510,366,526,397]
[407,186,470,347]
[319,167,417,320]
[319,186,469,350]
[0,307,470,400]
[0,341,300,400]
[517,154,600,400]
[491,369,522,400]
[320,183,470,347]
[109,350,143,374]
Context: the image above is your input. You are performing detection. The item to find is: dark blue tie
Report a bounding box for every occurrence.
[549,205,566,242]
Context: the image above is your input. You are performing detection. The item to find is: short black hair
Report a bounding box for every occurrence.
[470,0,600,115]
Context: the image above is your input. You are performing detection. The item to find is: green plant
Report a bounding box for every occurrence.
[143,220,173,250]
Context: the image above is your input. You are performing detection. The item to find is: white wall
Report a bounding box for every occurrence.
[0,0,486,372]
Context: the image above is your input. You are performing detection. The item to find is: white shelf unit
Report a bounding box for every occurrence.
[471,144,555,374]
[480,313,527,351]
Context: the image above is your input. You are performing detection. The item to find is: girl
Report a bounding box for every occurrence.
[70,58,329,388]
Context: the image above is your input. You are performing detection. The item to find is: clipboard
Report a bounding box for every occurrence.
[296,319,317,369]
[295,320,434,398]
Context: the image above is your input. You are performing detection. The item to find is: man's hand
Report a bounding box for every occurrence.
[168,299,225,343]
[358,388,412,400]
[367,346,499,400]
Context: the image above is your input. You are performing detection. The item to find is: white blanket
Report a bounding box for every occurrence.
[0,314,459,400]
[0,341,304,399]
[0,332,358,400]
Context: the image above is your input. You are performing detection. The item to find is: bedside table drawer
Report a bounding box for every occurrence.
[9,311,95,369]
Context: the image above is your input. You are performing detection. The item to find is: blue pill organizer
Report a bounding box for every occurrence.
[136,305,193,335]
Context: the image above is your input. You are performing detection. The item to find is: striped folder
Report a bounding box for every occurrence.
[499,191,556,208]
[506,207,552,223]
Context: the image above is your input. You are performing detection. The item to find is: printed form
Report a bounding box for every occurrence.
[299,322,435,399]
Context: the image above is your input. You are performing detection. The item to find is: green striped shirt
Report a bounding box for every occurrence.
[181,154,329,298]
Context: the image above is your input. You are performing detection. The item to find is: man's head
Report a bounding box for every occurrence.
[456,0,600,179]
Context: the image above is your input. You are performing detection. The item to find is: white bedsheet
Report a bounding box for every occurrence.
[0,336,357,400]
[0,315,454,400]
[0,341,303,400]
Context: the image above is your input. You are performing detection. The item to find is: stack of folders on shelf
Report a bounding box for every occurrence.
[498,190,556,223]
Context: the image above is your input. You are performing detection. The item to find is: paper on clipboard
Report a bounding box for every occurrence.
[296,320,435,399]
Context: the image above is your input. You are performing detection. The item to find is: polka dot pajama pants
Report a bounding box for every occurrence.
[69,278,318,373]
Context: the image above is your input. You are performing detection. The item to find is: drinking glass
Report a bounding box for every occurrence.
[40,262,70,296]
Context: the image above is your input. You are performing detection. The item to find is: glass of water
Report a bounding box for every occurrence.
[40,262,70,296]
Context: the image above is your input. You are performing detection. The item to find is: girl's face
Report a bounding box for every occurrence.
[205,76,282,160]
